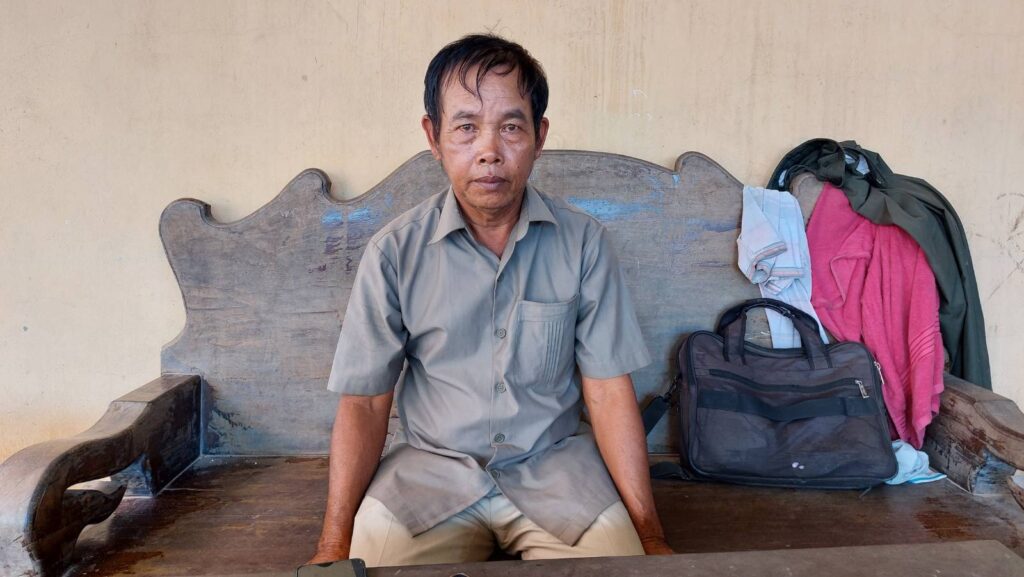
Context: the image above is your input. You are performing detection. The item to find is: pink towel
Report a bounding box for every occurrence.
[807,183,943,449]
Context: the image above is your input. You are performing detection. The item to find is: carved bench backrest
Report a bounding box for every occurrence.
[160,151,821,455]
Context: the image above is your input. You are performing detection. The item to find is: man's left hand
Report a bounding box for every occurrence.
[641,536,675,555]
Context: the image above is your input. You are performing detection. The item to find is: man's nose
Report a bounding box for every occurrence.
[476,129,502,164]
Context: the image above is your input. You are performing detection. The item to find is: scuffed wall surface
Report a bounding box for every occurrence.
[2,0,1022,460]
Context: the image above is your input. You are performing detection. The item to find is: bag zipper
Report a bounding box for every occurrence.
[708,368,869,396]
[868,357,897,479]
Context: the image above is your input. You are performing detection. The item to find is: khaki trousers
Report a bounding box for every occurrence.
[349,490,645,567]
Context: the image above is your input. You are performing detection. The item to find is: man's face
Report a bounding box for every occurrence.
[422,67,549,220]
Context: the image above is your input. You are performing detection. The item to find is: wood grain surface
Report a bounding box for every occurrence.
[0,375,200,577]
[363,541,1024,577]
[66,456,1024,576]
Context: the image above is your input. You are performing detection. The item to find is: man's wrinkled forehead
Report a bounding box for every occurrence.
[437,63,526,116]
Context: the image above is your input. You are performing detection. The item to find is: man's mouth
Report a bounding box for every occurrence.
[473,176,507,191]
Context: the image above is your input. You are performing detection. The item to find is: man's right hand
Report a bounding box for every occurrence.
[306,544,348,566]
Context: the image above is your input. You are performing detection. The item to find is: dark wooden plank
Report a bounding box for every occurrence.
[365,541,1024,577]
[651,478,1024,555]
[0,374,200,577]
[67,457,1024,576]
[924,374,1024,494]
[70,457,328,576]
[110,541,1024,577]
[80,541,1021,577]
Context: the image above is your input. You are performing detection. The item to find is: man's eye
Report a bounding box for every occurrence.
[457,124,474,132]
[502,124,520,133]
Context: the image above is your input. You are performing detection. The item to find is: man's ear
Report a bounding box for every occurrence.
[421,115,442,160]
[534,117,550,159]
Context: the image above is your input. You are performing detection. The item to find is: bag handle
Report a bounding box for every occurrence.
[716,298,830,369]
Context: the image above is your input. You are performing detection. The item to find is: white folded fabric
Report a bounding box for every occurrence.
[737,185,828,348]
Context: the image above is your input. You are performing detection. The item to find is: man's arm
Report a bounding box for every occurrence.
[582,373,673,555]
[309,391,395,564]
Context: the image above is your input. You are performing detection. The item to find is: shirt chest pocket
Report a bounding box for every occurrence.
[509,296,579,390]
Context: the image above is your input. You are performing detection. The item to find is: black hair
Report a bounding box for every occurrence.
[424,34,548,141]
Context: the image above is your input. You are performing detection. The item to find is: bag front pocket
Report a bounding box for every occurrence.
[510,296,578,390]
[690,369,892,482]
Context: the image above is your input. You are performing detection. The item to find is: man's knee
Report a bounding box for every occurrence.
[348,497,398,566]
[583,501,646,556]
[350,497,494,567]
[517,501,645,560]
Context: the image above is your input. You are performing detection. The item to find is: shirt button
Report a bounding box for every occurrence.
[495,381,507,393]
[495,328,507,339]
[490,469,501,479]
[493,433,506,444]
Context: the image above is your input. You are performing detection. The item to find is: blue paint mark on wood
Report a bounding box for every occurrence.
[348,208,373,223]
[567,198,654,221]
[321,211,344,227]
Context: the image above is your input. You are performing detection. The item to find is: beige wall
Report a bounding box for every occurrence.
[2,0,1023,461]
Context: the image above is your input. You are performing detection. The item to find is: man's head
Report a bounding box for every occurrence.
[422,35,550,221]
[424,34,548,143]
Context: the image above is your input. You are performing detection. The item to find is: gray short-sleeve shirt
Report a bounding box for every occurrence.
[327,185,651,545]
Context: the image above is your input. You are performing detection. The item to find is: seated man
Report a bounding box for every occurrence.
[310,34,670,567]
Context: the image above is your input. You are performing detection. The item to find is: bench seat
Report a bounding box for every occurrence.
[64,456,1024,575]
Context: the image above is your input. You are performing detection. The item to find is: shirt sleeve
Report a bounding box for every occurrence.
[574,224,652,379]
[326,241,407,395]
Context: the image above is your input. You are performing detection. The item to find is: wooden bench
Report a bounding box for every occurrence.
[3,150,1024,577]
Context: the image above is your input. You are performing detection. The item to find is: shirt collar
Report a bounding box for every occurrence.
[427,184,557,245]
[524,184,558,227]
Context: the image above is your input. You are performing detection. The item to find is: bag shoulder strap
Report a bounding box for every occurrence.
[649,460,695,481]
[641,375,681,436]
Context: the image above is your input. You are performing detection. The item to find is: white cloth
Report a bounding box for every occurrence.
[737,185,828,348]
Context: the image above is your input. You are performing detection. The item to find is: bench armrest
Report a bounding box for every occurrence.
[924,373,1024,495]
[0,374,200,577]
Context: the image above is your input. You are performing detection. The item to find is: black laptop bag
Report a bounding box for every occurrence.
[643,298,897,489]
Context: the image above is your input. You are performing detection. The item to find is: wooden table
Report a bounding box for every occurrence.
[66,457,1024,576]
[217,541,1024,577]
[366,541,1024,577]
